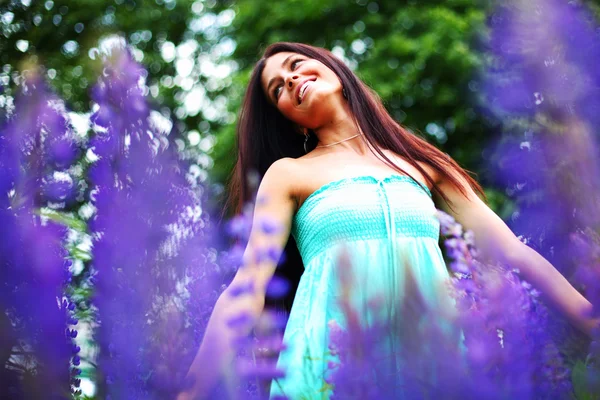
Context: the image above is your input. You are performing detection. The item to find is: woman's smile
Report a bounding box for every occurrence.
[261,51,346,130]
[297,79,315,105]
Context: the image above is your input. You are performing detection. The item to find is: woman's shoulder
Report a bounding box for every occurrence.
[266,157,301,177]
[261,157,314,212]
[262,158,304,196]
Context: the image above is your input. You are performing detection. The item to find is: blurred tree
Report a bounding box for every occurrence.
[210,0,499,194]
[3,0,600,207]
[0,0,234,185]
[1,0,189,112]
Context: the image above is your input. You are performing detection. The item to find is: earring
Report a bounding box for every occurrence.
[342,87,348,100]
[303,131,309,153]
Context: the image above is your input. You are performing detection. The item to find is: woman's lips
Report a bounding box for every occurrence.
[297,79,315,105]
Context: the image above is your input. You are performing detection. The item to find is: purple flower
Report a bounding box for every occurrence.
[88,45,217,398]
[41,173,77,203]
[0,70,74,395]
[236,359,285,380]
[256,246,283,264]
[259,217,282,235]
[226,312,254,330]
[47,137,78,169]
[450,260,471,274]
[66,329,78,338]
[229,280,255,297]
[265,276,290,299]
[221,244,246,271]
[226,213,252,240]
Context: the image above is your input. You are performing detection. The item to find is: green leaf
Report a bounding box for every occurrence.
[40,209,87,232]
[572,360,595,400]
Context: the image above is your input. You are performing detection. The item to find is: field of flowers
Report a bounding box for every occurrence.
[1,0,600,399]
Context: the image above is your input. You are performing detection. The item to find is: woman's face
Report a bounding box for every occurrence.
[261,51,344,130]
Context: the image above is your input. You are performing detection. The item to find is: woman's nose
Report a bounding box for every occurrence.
[285,74,299,89]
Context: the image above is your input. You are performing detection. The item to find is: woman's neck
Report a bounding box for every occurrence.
[313,114,370,154]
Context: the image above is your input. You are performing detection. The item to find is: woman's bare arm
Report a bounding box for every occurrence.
[177,158,298,400]
[435,172,598,336]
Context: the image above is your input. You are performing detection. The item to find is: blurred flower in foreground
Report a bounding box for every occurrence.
[484,0,600,394]
[88,45,213,399]
[217,195,291,399]
[485,0,600,271]
[322,211,569,399]
[0,69,77,398]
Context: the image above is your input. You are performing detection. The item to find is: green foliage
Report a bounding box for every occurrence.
[572,359,600,400]
[1,0,503,194]
[1,0,190,111]
[40,208,87,232]
[0,0,234,173]
[210,0,497,185]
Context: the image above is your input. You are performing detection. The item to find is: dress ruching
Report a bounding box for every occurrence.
[269,175,451,399]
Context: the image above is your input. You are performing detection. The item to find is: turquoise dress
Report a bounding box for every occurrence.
[269,174,452,399]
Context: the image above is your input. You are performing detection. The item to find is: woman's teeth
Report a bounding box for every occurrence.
[299,82,311,103]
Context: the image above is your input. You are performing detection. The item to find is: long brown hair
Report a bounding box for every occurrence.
[227,42,484,214]
[226,42,484,310]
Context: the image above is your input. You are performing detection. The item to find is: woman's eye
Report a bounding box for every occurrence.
[291,59,302,70]
[273,59,303,101]
[274,85,282,99]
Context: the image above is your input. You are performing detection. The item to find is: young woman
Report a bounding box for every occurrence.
[178,42,597,399]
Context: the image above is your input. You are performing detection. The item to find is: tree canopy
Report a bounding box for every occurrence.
[210,0,498,187]
[2,0,502,196]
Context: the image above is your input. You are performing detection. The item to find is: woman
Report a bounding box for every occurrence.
[178,42,596,399]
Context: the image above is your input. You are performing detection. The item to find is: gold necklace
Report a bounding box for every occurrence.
[315,133,362,149]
